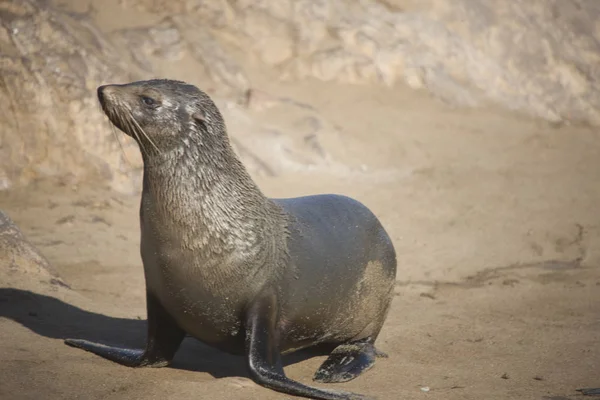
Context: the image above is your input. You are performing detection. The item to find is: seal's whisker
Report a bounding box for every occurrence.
[98,98,142,163]
[109,120,132,168]
[127,116,148,157]
[129,111,161,154]
[117,110,145,157]
[128,117,147,158]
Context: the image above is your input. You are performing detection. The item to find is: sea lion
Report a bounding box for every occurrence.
[64,79,397,400]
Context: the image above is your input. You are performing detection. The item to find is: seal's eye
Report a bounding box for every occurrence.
[141,96,156,106]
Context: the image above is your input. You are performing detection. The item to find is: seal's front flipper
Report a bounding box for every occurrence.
[313,340,382,383]
[577,387,600,396]
[245,292,374,400]
[64,292,185,368]
[64,339,152,367]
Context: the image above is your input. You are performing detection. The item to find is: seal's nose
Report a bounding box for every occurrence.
[97,85,107,103]
[97,85,118,104]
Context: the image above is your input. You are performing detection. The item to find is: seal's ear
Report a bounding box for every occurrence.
[192,110,206,124]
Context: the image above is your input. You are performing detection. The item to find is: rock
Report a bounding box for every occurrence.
[109,0,600,125]
[1,0,600,193]
[111,15,250,96]
[0,210,68,290]
[0,0,141,193]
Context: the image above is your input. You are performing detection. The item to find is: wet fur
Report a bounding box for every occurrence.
[66,80,397,400]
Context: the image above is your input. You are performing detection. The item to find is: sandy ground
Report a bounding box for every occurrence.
[1,74,599,400]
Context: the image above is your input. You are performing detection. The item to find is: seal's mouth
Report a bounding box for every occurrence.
[97,85,128,133]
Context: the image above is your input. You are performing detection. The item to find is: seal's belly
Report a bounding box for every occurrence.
[158,275,247,352]
[169,295,244,349]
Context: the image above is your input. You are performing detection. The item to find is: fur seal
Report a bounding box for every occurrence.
[64,79,397,400]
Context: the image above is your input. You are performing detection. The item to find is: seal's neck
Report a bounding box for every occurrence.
[141,140,282,257]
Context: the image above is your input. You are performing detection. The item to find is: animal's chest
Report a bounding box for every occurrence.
[139,218,252,345]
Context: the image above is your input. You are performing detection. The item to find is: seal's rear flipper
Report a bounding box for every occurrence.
[577,388,600,396]
[313,340,384,383]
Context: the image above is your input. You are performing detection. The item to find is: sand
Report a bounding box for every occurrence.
[1,74,599,400]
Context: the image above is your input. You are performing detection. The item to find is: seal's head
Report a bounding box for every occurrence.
[97,79,227,158]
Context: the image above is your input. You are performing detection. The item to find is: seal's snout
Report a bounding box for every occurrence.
[97,85,107,104]
[97,85,119,106]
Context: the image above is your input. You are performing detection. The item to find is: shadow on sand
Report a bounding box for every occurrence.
[0,288,326,379]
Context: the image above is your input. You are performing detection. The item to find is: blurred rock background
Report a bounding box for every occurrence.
[1,0,599,193]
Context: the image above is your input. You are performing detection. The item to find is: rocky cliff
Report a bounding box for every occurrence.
[1,0,599,191]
